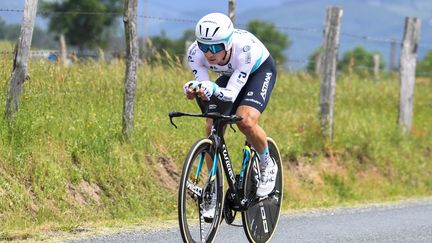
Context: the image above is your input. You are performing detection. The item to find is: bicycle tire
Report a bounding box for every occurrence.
[178,138,224,243]
[241,137,284,243]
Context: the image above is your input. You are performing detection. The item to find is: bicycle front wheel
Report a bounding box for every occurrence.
[178,138,224,243]
[242,137,284,243]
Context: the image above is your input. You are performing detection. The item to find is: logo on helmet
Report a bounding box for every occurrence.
[203,20,217,24]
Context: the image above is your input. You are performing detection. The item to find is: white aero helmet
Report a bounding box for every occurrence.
[195,12,234,51]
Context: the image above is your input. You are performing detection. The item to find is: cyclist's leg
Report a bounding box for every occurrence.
[242,138,283,242]
[236,106,267,153]
[235,56,277,196]
[234,55,277,157]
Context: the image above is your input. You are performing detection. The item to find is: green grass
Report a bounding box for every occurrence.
[0,53,431,239]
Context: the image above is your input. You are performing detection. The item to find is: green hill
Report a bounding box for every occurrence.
[238,0,432,69]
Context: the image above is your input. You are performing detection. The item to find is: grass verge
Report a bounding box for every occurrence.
[0,55,431,239]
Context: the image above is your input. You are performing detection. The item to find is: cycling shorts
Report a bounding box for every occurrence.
[202,55,277,115]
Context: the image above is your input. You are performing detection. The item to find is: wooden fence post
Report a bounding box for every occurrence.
[4,0,38,120]
[319,6,343,140]
[122,0,139,140]
[97,48,105,63]
[373,54,380,78]
[59,33,67,65]
[389,38,398,71]
[315,52,322,76]
[398,17,421,134]
[228,0,236,25]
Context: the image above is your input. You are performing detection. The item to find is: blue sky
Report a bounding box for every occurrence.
[1,0,431,68]
[0,0,289,42]
[0,0,286,26]
[2,0,431,39]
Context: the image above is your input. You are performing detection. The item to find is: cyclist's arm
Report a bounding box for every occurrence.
[212,49,256,102]
[212,69,250,102]
[216,42,267,102]
[187,42,210,81]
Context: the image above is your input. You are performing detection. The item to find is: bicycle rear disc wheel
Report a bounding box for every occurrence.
[241,137,283,243]
[178,138,224,243]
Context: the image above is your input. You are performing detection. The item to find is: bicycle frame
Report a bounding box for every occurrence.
[203,117,258,211]
[172,111,283,243]
[169,111,260,211]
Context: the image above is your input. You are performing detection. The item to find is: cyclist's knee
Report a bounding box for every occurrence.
[236,115,257,134]
[236,106,260,134]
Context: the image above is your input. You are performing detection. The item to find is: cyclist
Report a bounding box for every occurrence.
[183,12,278,219]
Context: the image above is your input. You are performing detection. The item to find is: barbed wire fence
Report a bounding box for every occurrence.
[1,4,429,138]
[0,7,431,75]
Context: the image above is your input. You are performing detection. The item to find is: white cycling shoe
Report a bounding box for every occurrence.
[256,159,278,197]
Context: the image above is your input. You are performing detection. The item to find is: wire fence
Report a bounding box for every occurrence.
[2,8,430,43]
[1,8,432,74]
[2,8,431,46]
[341,32,401,44]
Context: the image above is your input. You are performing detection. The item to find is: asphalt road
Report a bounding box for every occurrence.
[69,199,432,243]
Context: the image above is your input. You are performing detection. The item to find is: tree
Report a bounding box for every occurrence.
[148,31,178,56]
[146,29,195,64]
[338,46,385,75]
[41,0,122,50]
[0,17,19,40]
[0,17,57,49]
[416,50,432,77]
[246,20,291,66]
[0,17,56,48]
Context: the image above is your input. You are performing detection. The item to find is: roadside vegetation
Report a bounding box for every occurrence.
[0,50,431,240]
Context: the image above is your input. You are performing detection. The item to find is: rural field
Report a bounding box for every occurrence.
[0,50,431,240]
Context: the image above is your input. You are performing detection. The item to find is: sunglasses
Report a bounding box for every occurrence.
[197,42,225,54]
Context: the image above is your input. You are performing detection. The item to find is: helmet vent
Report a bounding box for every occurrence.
[195,13,233,47]
[212,27,220,37]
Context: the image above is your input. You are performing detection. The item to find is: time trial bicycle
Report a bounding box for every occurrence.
[169,108,283,243]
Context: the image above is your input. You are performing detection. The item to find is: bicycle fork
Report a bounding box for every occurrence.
[187,144,219,204]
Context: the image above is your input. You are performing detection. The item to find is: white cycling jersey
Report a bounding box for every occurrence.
[187,29,270,102]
